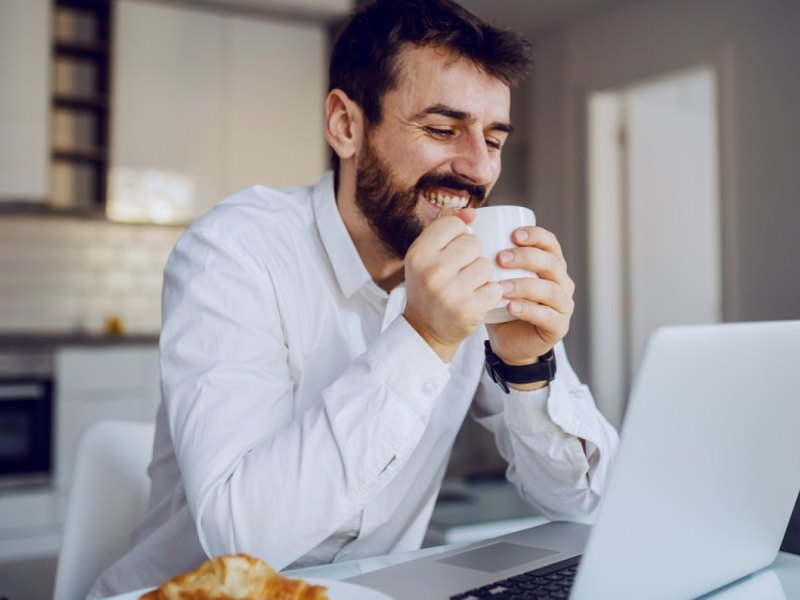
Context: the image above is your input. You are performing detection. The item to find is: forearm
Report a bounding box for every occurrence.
[166,318,449,569]
[473,342,619,519]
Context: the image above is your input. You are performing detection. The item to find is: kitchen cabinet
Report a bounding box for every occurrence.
[54,345,161,520]
[108,0,327,223]
[108,0,225,223]
[0,0,51,202]
[225,15,326,193]
[0,489,61,561]
[0,342,160,561]
[50,0,114,210]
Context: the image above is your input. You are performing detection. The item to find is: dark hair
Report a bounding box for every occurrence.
[328,0,533,171]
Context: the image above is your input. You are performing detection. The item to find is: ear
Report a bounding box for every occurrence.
[325,89,364,163]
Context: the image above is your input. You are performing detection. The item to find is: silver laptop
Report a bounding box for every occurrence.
[348,321,800,599]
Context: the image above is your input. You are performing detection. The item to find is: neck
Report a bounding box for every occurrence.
[335,169,405,293]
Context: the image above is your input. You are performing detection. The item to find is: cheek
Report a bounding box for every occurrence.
[408,141,459,176]
[387,143,450,182]
[482,159,502,197]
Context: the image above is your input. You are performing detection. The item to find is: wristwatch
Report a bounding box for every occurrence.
[484,340,557,394]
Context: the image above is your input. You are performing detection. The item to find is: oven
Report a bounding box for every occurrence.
[0,349,54,486]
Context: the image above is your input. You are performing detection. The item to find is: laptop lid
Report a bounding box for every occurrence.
[347,321,800,599]
[570,320,800,599]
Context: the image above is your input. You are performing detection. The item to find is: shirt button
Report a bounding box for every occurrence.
[423,382,436,395]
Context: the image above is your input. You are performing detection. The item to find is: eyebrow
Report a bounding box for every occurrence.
[413,103,514,134]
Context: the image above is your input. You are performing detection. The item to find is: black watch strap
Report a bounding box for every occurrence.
[484,340,557,394]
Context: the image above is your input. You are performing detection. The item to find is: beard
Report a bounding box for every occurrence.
[354,135,488,259]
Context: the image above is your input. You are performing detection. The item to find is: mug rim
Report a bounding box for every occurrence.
[475,204,534,215]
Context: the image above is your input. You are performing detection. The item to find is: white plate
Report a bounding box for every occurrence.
[104,577,393,600]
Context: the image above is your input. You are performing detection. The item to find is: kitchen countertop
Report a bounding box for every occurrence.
[0,333,160,348]
[0,334,160,377]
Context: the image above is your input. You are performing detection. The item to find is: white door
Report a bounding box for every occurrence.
[588,66,722,428]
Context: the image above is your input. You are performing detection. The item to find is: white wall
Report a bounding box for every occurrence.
[529,0,800,381]
[0,218,181,334]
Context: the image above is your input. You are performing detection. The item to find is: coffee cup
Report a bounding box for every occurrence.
[469,205,536,324]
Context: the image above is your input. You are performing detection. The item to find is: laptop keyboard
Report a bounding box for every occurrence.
[449,555,581,600]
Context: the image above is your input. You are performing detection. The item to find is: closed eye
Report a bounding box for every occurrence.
[424,126,504,152]
[424,126,455,139]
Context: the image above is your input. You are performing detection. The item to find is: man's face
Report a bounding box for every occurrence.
[354,44,512,259]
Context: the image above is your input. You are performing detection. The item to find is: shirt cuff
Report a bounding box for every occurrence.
[502,383,559,435]
[502,374,584,439]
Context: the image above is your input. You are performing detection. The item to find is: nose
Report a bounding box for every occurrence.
[450,131,495,187]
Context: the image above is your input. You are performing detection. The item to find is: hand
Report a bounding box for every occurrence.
[487,225,575,367]
[404,208,503,362]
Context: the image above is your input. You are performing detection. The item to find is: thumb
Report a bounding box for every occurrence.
[437,205,476,225]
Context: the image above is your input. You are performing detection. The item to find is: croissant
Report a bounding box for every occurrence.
[140,553,329,600]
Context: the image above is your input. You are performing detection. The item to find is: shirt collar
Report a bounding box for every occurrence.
[313,171,373,299]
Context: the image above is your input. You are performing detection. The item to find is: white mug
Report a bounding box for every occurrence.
[470,205,536,324]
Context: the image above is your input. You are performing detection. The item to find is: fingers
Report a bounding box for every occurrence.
[407,223,483,288]
[485,226,575,363]
[438,205,476,225]
[504,299,571,337]
[496,226,575,295]
[511,226,565,261]
[414,213,471,253]
[499,247,574,296]
[497,226,574,335]
[500,277,575,316]
[403,211,497,361]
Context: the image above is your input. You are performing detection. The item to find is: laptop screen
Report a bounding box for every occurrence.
[781,491,800,554]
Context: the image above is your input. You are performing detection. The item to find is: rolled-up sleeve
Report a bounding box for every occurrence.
[471,341,619,520]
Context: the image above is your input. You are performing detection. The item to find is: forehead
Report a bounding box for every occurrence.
[386,44,511,123]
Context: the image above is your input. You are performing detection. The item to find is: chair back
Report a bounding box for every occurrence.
[53,420,155,600]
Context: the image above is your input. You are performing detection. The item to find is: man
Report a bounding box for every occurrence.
[90,0,618,595]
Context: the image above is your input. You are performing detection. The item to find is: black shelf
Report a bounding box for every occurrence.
[56,0,112,10]
[54,41,109,60]
[52,149,108,164]
[50,0,113,209]
[53,94,108,112]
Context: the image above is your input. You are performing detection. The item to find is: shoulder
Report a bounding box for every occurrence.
[199,183,314,240]
[175,182,317,264]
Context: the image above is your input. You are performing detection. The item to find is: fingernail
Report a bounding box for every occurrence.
[515,229,529,242]
[499,251,514,264]
[509,301,522,314]
[500,280,514,293]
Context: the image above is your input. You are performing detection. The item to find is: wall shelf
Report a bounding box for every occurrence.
[50,0,113,210]
[52,149,108,164]
[53,41,109,60]
[53,94,109,112]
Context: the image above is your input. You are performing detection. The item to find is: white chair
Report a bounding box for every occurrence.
[53,420,155,600]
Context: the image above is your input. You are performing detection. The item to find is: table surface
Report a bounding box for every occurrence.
[103,547,800,599]
[284,545,800,599]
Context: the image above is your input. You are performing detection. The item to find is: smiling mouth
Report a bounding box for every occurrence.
[421,189,470,209]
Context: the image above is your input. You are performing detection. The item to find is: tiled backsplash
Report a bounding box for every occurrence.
[0,216,183,334]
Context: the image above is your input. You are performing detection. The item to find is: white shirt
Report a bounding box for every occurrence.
[89,172,618,597]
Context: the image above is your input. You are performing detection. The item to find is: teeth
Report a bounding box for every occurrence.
[423,191,469,209]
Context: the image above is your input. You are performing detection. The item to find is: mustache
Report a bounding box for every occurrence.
[415,172,487,203]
